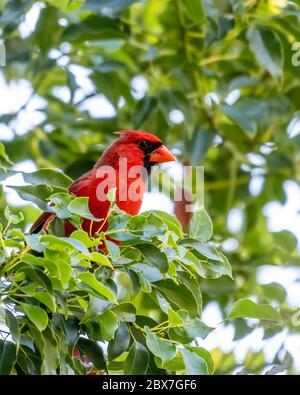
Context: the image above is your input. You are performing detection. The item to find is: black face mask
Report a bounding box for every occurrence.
[137,140,163,172]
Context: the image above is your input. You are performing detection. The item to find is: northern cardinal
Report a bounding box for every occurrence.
[30,130,176,237]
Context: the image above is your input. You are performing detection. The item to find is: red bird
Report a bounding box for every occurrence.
[30,130,176,237]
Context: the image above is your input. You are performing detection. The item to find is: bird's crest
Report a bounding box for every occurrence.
[114,130,162,143]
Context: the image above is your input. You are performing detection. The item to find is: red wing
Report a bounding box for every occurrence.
[69,170,94,196]
[30,171,94,234]
[30,168,113,235]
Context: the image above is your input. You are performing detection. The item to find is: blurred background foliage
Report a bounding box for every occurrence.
[1,0,300,374]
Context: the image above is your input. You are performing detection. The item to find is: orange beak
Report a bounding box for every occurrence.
[149,145,176,164]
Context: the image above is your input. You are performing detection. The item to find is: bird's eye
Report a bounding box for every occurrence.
[138,140,152,150]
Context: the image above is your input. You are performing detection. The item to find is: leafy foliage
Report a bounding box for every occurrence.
[1,0,300,375]
[0,152,231,374]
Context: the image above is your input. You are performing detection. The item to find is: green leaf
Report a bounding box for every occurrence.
[4,206,24,224]
[9,185,66,211]
[185,346,214,374]
[124,341,149,375]
[76,337,106,371]
[85,295,112,321]
[179,239,223,261]
[52,315,79,354]
[154,280,199,317]
[185,127,214,165]
[35,6,59,57]
[106,213,130,240]
[45,0,84,12]
[133,96,157,128]
[137,244,168,273]
[23,169,72,189]
[208,252,233,279]
[18,260,53,293]
[111,303,136,322]
[247,27,283,83]
[155,352,185,371]
[151,210,183,238]
[78,251,113,268]
[0,0,8,11]
[23,304,49,332]
[221,105,257,135]
[97,310,118,341]
[167,310,212,342]
[189,206,213,241]
[40,235,89,254]
[145,327,176,362]
[272,230,297,253]
[44,249,72,287]
[182,0,206,22]
[260,282,286,304]
[48,192,74,219]
[0,340,17,375]
[25,234,45,253]
[0,142,13,166]
[40,327,60,375]
[77,272,117,302]
[0,169,15,182]
[0,249,6,263]
[67,197,102,221]
[177,271,202,311]
[90,252,113,268]
[168,309,184,325]
[106,239,120,261]
[227,298,282,321]
[170,316,214,343]
[181,347,208,375]
[5,310,20,349]
[70,230,100,248]
[84,0,139,13]
[48,217,72,238]
[33,292,56,313]
[108,321,130,360]
[265,364,288,375]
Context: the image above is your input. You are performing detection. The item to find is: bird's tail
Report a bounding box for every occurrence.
[29,211,54,234]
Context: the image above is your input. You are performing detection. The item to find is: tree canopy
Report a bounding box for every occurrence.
[1,0,300,375]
